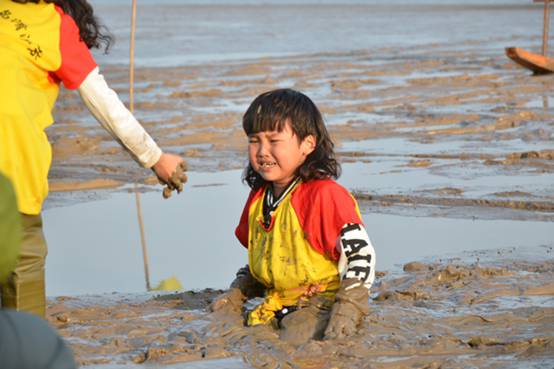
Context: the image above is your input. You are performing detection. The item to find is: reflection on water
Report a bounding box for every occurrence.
[87,357,249,369]
[44,171,247,296]
[524,96,554,109]
[43,169,554,296]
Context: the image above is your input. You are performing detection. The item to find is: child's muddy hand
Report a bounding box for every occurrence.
[209,288,245,313]
[230,265,266,299]
[324,278,369,340]
[324,302,359,339]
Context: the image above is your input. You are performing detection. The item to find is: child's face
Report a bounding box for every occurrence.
[248,120,315,190]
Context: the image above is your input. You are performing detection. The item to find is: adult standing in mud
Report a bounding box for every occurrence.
[0,0,187,317]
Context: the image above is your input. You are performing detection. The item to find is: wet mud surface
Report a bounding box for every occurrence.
[47,246,554,368]
[46,41,554,220]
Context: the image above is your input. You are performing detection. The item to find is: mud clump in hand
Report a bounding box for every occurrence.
[162,161,188,199]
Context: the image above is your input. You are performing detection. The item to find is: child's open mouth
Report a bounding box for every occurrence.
[259,162,276,169]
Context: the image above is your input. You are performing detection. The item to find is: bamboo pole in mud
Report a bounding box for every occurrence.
[543,0,551,56]
[129,0,152,292]
[129,0,137,112]
[135,185,151,291]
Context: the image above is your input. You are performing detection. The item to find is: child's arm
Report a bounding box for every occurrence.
[210,265,265,314]
[325,223,375,340]
[77,67,186,189]
[337,223,376,290]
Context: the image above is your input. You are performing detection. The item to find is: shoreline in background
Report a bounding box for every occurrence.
[90,0,545,67]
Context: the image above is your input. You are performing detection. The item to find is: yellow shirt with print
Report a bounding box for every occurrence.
[1,2,66,214]
[246,184,342,325]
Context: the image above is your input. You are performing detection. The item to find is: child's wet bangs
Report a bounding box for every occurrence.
[244,102,289,134]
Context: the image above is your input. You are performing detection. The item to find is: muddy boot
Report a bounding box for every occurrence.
[324,279,370,340]
[278,296,333,345]
[1,214,47,318]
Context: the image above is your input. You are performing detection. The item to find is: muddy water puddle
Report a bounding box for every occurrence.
[43,169,553,297]
[44,171,247,296]
[85,357,249,369]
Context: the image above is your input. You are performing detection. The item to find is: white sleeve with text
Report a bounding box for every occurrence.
[337,223,376,290]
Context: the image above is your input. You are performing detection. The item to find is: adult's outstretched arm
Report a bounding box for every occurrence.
[78,67,186,188]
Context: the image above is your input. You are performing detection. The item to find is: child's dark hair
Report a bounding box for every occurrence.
[243,88,340,190]
[12,0,113,52]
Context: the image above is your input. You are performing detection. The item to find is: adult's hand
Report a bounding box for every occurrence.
[151,153,187,198]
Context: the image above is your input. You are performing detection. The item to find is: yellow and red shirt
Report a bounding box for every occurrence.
[235,179,363,325]
[0,0,96,214]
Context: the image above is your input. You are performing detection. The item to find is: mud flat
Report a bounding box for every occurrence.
[47,245,554,368]
[42,37,554,368]
[47,41,554,221]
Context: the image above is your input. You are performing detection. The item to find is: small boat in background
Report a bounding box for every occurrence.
[506,0,553,74]
[506,46,554,73]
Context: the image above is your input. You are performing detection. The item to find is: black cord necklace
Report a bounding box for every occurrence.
[262,177,300,228]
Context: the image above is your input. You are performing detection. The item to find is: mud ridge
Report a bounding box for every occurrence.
[354,192,554,213]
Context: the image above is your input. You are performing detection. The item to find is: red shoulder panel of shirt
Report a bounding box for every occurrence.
[291,179,362,261]
[235,180,362,260]
[53,5,97,90]
[235,187,264,248]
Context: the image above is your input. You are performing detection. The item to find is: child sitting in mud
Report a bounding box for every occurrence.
[212,88,376,343]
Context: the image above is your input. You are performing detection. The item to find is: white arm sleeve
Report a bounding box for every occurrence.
[337,223,376,290]
[78,67,162,168]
